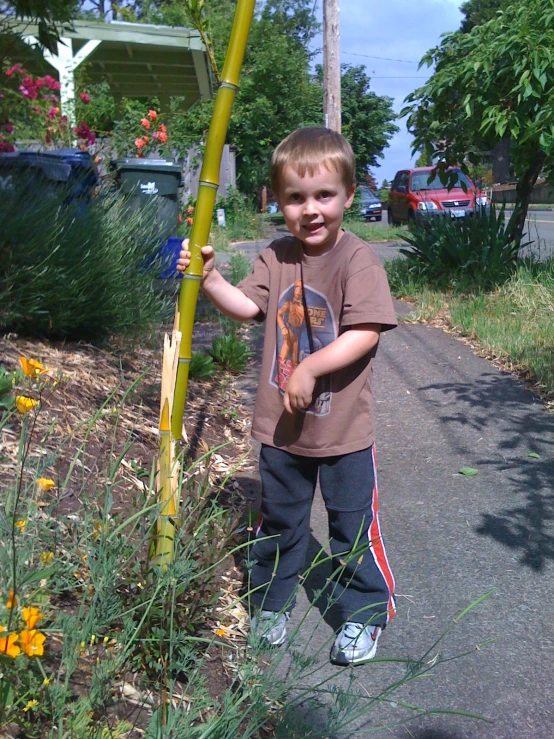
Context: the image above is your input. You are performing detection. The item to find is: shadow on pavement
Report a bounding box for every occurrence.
[420,372,554,572]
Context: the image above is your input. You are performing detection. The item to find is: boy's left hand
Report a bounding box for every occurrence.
[284,363,317,413]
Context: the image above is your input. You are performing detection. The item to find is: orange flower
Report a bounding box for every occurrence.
[134,138,146,149]
[22,607,43,630]
[158,131,168,144]
[0,627,20,658]
[141,118,151,130]
[186,217,194,226]
[148,109,158,121]
[16,396,39,414]
[15,519,27,533]
[159,123,167,133]
[142,135,149,143]
[19,629,46,657]
[178,214,183,223]
[186,205,194,216]
[19,356,46,377]
[7,590,17,609]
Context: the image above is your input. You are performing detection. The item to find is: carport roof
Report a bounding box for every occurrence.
[2,19,212,107]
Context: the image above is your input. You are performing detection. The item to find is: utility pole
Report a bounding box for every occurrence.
[323,0,341,132]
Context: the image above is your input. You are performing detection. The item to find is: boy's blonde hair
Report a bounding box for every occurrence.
[271,127,356,195]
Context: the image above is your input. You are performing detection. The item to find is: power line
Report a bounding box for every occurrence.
[342,51,420,64]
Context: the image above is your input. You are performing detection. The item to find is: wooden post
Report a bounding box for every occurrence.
[261,184,267,213]
[323,0,341,132]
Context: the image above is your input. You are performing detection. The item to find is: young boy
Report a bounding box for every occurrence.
[177,127,397,666]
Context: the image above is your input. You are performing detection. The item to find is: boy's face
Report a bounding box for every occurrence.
[276,165,355,255]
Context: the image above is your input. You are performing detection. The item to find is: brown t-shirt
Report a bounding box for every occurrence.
[237,230,397,457]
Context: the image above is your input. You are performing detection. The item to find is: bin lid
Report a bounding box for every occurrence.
[117,158,182,174]
[0,149,98,183]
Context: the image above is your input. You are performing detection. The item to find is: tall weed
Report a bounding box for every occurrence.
[0,182,172,341]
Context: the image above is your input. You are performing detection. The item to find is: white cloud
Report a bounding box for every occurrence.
[313,0,464,183]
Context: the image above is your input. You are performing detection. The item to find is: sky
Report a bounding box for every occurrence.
[313,0,464,185]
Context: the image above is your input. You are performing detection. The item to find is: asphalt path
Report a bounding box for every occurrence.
[231,238,554,738]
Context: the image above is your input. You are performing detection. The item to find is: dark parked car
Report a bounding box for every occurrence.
[359,186,382,222]
[387,167,490,226]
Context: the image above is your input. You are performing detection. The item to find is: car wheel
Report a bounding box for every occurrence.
[376,215,382,222]
[407,210,416,228]
[388,209,400,227]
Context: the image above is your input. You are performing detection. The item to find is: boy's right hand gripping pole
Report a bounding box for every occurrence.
[171,0,256,440]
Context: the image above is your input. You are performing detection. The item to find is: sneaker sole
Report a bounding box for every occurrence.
[330,640,379,666]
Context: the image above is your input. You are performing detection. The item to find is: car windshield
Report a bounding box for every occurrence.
[359,186,379,202]
[411,170,472,191]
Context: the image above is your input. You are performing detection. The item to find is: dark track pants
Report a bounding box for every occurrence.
[249,444,395,626]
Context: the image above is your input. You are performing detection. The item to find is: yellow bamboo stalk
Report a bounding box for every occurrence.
[151,0,256,569]
[172,0,256,441]
[150,309,181,567]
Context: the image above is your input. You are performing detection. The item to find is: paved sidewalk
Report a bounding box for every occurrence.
[236,299,554,737]
[230,236,554,737]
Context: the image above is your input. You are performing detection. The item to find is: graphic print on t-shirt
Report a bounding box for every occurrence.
[272,280,337,416]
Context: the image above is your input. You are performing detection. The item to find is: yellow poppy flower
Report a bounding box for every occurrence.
[0,627,21,658]
[40,552,54,564]
[6,590,17,609]
[19,629,46,657]
[15,396,39,415]
[36,478,55,492]
[15,519,27,533]
[22,607,43,630]
[19,356,47,377]
[23,699,39,712]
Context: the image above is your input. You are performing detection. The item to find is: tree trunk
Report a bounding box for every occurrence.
[511,152,547,246]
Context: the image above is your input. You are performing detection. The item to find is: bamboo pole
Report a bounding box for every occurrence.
[172,0,256,441]
[151,0,256,568]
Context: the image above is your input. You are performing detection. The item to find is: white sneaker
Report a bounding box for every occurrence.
[330,622,381,665]
[250,610,290,646]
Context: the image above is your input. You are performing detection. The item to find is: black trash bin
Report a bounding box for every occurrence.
[116,158,182,240]
[0,148,99,205]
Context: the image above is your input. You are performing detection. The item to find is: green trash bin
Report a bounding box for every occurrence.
[116,159,182,239]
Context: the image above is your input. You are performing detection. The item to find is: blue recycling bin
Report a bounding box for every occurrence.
[158,236,183,278]
[0,149,99,206]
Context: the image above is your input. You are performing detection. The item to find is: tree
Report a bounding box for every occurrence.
[339,65,398,182]
[402,0,554,244]
[459,0,508,33]
[1,0,78,52]
[415,149,432,167]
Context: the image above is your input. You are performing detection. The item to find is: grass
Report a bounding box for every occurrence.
[346,220,407,243]
[385,256,554,399]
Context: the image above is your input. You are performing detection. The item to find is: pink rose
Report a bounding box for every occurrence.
[141,118,151,130]
[79,92,91,104]
[134,137,146,149]
[148,109,158,121]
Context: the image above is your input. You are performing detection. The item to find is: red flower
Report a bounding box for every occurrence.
[43,75,61,91]
[5,63,23,77]
[158,131,168,144]
[142,135,149,143]
[148,109,158,121]
[79,92,91,104]
[159,123,167,133]
[141,118,151,130]
[34,78,46,89]
[178,214,183,223]
[46,106,59,119]
[134,137,146,149]
[0,140,15,152]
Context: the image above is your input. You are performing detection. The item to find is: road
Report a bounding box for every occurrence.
[231,235,554,738]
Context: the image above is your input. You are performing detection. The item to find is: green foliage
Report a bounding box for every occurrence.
[1,0,78,53]
[403,0,554,241]
[0,367,20,410]
[229,250,252,286]
[459,0,506,33]
[0,183,171,341]
[399,207,529,286]
[338,65,399,180]
[189,350,215,380]
[209,334,253,374]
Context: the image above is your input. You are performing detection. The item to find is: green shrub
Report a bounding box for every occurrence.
[229,251,252,286]
[0,183,172,342]
[209,334,253,374]
[189,350,215,380]
[400,206,530,286]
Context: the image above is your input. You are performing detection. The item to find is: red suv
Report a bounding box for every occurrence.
[388,167,490,226]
